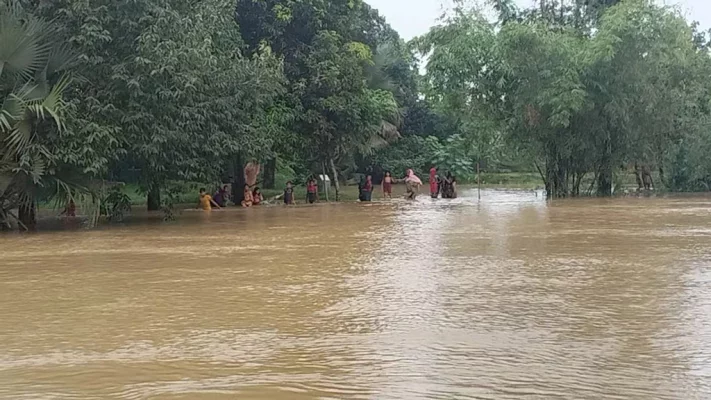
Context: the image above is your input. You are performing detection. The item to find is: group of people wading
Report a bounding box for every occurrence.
[198,179,319,211]
[199,162,458,211]
[428,167,458,199]
[197,161,320,211]
[357,167,457,202]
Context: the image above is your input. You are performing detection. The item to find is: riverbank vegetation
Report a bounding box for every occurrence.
[2,0,711,230]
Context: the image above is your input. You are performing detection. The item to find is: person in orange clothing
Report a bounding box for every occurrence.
[198,188,221,211]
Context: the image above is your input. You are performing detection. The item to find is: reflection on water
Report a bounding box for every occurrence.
[1,189,711,399]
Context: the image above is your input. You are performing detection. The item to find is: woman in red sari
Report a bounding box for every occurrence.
[429,167,440,198]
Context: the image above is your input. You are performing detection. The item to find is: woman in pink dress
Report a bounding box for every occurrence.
[405,169,422,200]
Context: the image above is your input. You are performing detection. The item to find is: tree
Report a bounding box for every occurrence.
[1,0,117,230]
[585,0,705,194]
[498,22,589,197]
[31,0,285,209]
[235,0,407,197]
[415,9,510,181]
[419,0,711,197]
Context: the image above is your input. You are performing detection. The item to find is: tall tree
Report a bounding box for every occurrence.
[1,0,117,229]
[235,0,404,196]
[420,0,711,197]
[32,0,285,209]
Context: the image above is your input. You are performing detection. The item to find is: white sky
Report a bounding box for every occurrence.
[366,0,711,40]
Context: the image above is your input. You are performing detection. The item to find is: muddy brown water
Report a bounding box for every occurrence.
[1,189,711,399]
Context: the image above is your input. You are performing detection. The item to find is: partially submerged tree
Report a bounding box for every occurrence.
[418,0,711,197]
[0,1,116,229]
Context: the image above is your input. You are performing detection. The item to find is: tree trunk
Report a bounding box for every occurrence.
[147,183,161,211]
[18,200,36,232]
[232,154,246,205]
[597,139,613,196]
[545,151,570,198]
[634,163,643,190]
[545,158,555,198]
[572,172,584,197]
[322,162,330,202]
[557,158,568,198]
[597,169,612,196]
[263,157,276,189]
[329,158,340,201]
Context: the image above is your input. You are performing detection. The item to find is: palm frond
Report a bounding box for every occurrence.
[0,91,28,133]
[0,169,14,195]
[0,1,53,81]
[45,42,79,77]
[3,118,33,159]
[27,72,73,131]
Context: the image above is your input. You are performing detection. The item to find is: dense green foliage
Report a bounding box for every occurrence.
[2,0,711,229]
[0,1,113,229]
[235,0,416,198]
[418,0,711,197]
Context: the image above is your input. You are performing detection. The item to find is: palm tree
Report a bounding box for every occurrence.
[0,0,77,230]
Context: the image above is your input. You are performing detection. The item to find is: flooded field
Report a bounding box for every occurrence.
[1,189,710,399]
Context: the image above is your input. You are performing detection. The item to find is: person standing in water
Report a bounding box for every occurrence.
[381,171,394,199]
[59,198,76,217]
[306,178,319,204]
[241,184,254,207]
[441,172,452,198]
[252,187,264,205]
[198,188,221,211]
[360,175,373,202]
[429,167,440,198]
[284,181,295,205]
[213,184,229,207]
[405,169,422,200]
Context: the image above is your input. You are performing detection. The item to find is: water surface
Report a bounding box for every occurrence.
[1,189,710,399]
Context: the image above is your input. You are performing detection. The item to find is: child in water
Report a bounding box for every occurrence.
[213,184,229,207]
[382,171,394,199]
[241,184,254,208]
[284,181,295,205]
[306,178,318,204]
[252,187,263,205]
[198,188,221,211]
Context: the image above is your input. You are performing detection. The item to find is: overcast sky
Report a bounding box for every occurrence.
[366,0,711,40]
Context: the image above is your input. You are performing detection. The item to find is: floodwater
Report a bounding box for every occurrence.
[1,189,711,399]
